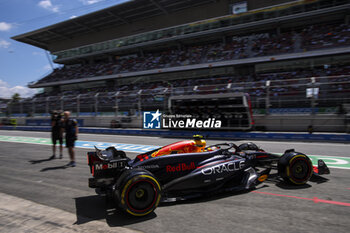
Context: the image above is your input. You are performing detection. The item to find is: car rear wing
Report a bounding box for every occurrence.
[87,146,129,178]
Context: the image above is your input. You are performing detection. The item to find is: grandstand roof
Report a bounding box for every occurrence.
[12,0,216,50]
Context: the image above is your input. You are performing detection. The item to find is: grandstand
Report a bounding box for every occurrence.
[7,0,350,132]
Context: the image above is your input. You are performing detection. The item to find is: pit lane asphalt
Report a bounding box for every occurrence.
[0,130,349,233]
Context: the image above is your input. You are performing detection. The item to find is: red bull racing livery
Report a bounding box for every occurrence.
[87,136,330,217]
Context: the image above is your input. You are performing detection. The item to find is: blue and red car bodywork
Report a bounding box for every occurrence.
[87,138,329,216]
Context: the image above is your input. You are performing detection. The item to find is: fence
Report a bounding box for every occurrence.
[4,75,350,117]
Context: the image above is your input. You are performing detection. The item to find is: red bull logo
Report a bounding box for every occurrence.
[166,162,196,172]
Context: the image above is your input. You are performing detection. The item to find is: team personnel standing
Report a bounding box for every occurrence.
[63,111,78,167]
[50,110,63,159]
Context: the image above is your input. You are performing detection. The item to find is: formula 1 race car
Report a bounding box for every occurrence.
[87,136,330,217]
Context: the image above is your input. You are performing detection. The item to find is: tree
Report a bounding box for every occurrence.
[11,93,20,103]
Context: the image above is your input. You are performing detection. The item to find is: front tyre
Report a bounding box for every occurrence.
[278,152,313,185]
[117,169,161,216]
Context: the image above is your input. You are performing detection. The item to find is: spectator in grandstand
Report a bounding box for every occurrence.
[50,110,63,159]
[34,22,350,87]
[62,111,78,167]
[28,62,350,112]
[251,32,294,57]
[301,24,350,51]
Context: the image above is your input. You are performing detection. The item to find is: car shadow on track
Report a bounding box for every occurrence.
[74,195,156,227]
[275,182,311,189]
[266,174,311,189]
[74,189,255,226]
[74,190,253,226]
[159,184,272,208]
[310,175,329,184]
[73,177,328,226]
[267,173,328,189]
[160,190,251,208]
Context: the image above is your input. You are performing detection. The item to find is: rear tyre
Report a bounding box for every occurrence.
[116,169,161,216]
[278,152,313,185]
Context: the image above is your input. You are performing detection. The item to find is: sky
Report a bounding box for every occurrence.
[0,0,129,98]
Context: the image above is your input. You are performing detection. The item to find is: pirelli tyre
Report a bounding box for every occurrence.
[116,169,161,217]
[278,152,313,185]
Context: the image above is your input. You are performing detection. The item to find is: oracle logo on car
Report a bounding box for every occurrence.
[166,162,196,172]
[201,161,245,175]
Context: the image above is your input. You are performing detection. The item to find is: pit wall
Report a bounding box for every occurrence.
[253,114,348,132]
[1,114,348,133]
[0,125,349,143]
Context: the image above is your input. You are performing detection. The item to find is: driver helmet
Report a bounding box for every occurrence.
[193,135,206,150]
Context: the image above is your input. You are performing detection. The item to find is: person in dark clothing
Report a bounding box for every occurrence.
[63,111,78,167]
[50,110,63,159]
